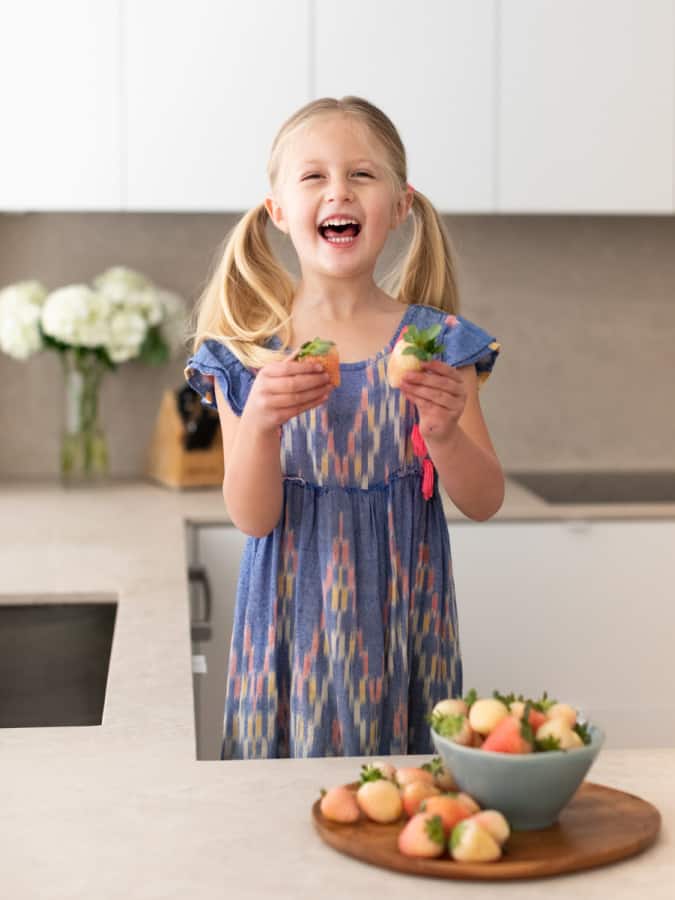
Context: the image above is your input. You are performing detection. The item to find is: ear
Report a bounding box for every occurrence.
[264,194,289,234]
[391,185,415,229]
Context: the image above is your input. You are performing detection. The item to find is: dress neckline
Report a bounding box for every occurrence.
[338,303,416,369]
[266,303,417,368]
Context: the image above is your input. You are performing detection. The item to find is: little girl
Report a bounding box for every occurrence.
[184,96,504,760]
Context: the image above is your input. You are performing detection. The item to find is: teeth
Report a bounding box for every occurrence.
[320,217,360,227]
[324,234,357,244]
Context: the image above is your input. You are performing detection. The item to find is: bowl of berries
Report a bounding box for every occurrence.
[429,689,604,831]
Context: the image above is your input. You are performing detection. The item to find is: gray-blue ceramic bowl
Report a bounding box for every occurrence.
[431,724,605,830]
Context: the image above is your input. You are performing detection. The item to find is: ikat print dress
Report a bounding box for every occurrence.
[184,303,501,759]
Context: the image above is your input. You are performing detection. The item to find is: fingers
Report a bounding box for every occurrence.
[416,360,464,382]
[402,363,462,388]
[277,383,333,417]
[253,378,333,424]
[401,371,465,408]
[246,359,334,430]
[260,360,332,396]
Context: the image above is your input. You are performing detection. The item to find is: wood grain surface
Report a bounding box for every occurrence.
[311,781,661,881]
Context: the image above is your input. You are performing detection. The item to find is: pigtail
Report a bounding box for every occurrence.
[392,189,460,315]
[186,203,296,370]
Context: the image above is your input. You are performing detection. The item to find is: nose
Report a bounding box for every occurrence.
[325,175,355,202]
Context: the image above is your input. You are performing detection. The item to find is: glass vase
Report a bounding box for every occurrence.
[60,349,110,486]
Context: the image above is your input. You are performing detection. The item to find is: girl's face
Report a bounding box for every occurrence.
[266,115,411,280]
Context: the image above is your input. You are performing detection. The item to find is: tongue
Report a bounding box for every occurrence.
[324,225,359,238]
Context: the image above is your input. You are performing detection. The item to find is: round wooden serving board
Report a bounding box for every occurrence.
[312,781,661,880]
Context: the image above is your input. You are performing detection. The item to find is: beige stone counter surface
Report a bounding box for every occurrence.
[1,479,673,899]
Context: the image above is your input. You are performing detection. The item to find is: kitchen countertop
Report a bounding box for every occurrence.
[1,478,673,899]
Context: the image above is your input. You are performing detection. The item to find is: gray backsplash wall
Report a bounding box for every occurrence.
[1,212,674,479]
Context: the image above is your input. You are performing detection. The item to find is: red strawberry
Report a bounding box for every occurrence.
[527,708,548,732]
[419,794,472,835]
[481,714,534,754]
[319,786,361,823]
[293,337,341,386]
[397,813,446,858]
[387,323,444,388]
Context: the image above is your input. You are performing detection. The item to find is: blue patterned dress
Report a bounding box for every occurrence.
[184,303,500,759]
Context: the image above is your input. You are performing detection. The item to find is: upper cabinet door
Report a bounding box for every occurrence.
[499,0,674,213]
[0,0,121,210]
[124,1,310,211]
[314,0,497,212]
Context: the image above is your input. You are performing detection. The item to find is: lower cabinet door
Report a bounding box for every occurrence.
[448,519,675,748]
[192,525,249,760]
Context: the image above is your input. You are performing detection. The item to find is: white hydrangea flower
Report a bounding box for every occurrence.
[41,285,113,348]
[105,309,149,363]
[129,286,163,326]
[92,266,152,301]
[156,289,189,357]
[0,280,48,360]
[1,267,188,367]
[94,266,164,329]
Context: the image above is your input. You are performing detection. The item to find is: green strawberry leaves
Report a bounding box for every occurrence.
[425,814,446,846]
[358,764,385,785]
[463,688,478,709]
[492,689,557,713]
[535,735,562,752]
[574,721,592,745]
[420,756,445,776]
[401,324,444,361]
[428,711,466,738]
[520,702,535,744]
[295,337,335,359]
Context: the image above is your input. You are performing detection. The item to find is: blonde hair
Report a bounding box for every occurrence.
[187,96,460,370]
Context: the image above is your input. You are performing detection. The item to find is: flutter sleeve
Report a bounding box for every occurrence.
[183,338,255,416]
[439,313,501,388]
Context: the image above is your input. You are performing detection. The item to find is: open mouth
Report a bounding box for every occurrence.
[318,222,362,245]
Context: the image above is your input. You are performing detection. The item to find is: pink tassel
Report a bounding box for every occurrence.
[445,314,458,327]
[411,423,435,500]
[411,423,427,458]
[422,458,435,500]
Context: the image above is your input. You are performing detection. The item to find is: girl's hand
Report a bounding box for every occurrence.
[400,360,467,443]
[243,358,334,434]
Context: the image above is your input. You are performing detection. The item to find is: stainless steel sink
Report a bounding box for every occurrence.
[0,598,117,727]
[508,470,675,504]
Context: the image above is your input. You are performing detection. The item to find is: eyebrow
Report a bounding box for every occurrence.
[298,159,377,167]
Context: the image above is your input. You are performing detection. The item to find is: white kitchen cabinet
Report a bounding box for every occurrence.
[315,0,497,212]
[123,0,310,210]
[190,523,249,759]
[449,518,675,747]
[4,2,674,214]
[498,0,675,213]
[0,0,121,210]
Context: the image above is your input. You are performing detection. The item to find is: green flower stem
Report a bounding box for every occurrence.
[60,349,109,484]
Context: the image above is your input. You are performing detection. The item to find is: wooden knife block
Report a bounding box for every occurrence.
[145,389,224,489]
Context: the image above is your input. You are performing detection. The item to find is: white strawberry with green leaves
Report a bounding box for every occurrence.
[387,323,444,388]
[470,810,511,847]
[449,818,502,862]
[420,755,458,791]
[427,710,474,746]
[356,770,403,823]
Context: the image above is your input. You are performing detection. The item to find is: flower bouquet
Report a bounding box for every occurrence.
[0,266,188,485]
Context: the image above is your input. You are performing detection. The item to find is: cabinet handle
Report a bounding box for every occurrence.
[188,564,212,624]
